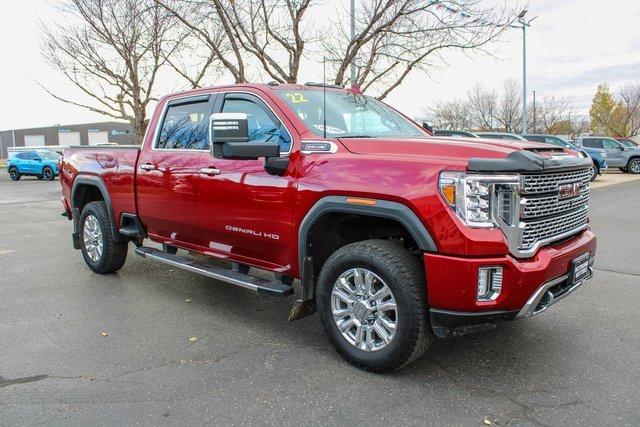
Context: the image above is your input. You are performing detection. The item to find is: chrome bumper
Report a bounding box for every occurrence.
[517,260,595,318]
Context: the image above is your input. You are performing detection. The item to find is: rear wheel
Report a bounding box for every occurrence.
[42,166,55,181]
[80,201,128,274]
[8,167,20,181]
[627,158,640,174]
[317,240,431,372]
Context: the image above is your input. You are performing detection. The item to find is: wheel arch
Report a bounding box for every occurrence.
[298,196,437,276]
[71,175,122,242]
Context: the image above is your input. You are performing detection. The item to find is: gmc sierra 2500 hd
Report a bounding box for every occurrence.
[60,83,596,372]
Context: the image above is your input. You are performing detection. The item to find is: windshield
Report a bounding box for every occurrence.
[37,151,61,160]
[276,89,425,138]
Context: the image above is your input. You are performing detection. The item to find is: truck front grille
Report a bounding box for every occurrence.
[515,168,591,253]
[521,168,592,194]
[520,206,589,249]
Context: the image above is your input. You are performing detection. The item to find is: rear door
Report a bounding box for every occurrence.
[136,94,215,247]
[195,91,297,270]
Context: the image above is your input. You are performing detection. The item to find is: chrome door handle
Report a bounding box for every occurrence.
[200,167,221,176]
[140,164,156,171]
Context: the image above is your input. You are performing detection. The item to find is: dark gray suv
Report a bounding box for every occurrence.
[577,136,640,174]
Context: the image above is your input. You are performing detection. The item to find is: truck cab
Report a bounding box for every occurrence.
[60,84,596,372]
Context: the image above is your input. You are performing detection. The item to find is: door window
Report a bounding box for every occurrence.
[544,137,567,147]
[221,97,292,152]
[157,100,211,150]
[602,139,622,150]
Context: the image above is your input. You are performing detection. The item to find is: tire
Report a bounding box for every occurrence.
[619,167,628,173]
[37,175,44,180]
[317,239,431,372]
[42,166,55,181]
[8,167,21,181]
[79,201,128,274]
[627,158,640,174]
[589,163,599,181]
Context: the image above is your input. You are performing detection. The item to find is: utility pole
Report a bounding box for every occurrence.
[514,10,536,134]
[350,0,357,88]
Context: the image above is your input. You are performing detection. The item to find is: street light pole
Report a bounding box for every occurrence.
[533,90,536,133]
[350,0,357,88]
[515,10,536,134]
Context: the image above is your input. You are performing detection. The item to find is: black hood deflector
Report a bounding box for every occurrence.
[467,150,592,173]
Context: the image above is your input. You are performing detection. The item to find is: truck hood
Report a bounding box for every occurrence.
[337,136,570,169]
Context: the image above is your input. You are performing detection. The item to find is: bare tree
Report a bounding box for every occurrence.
[40,0,184,144]
[535,96,575,135]
[426,99,471,130]
[466,82,496,130]
[618,81,640,137]
[494,78,521,132]
[325,0,522,99]
[157,0,315,84]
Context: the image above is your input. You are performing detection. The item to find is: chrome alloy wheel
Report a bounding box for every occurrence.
[9,169,18,180]
[43,168,53,180]
[331,268,398,352]
[83,215,104,262]
[630,159,640,174]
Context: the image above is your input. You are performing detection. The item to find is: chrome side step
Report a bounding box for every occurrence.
[134,246,294,297]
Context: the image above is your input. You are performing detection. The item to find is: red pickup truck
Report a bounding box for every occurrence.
[60,83,596,372]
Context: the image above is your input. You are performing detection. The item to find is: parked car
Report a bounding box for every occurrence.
[7,150,60,181]
[475,132,528,141]
[616,138,639,148]
[577,136,640,174]
[522,134,607,181]
[60,83,596,372]
[433,129,479,138]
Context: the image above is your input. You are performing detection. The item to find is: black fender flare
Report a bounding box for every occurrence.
[71,175,123,242]
[297,195,437,274]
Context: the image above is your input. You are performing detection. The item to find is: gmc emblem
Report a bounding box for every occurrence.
[558,182,582,200]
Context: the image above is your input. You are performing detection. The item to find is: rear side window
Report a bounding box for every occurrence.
[157,100,212,150]
[16,153,28,159]
[582,138,602,148]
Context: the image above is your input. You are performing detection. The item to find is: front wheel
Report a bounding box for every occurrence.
[8,167,21,181]
[590,163,599,181]
[42,166,55,181]
[317,240,431,372]
[80,201,128,274]
[627,158,640,174]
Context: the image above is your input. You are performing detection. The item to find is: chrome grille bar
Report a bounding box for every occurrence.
[521,188,590,219]
[521,168,591,194]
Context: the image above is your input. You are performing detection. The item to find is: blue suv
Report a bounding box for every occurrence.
[522,134,607,181]
[7,150,60,181]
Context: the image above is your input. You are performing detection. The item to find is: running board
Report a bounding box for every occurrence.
[134,246,293,297]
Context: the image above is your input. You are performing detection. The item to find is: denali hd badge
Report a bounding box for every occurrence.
[558,182,581,200]
[225,225,280,240]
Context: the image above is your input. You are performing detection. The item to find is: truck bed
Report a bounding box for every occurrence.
[60,145,141,227]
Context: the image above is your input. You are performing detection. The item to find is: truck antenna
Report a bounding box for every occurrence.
[322,58,327,139]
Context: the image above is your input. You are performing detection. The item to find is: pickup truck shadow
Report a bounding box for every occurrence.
[127,250,572,384]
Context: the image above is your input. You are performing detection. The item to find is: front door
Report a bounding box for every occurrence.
[601,138,626,167]
[196,91,297,271]
[136,94,215,247]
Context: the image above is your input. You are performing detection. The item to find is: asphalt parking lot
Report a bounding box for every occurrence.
[1,171,639,425]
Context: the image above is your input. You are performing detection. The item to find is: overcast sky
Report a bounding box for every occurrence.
[0,0,638,130]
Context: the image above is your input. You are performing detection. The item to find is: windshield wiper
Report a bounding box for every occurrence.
[339,135,374,138]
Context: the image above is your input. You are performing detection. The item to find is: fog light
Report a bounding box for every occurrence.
[477,267,503,301]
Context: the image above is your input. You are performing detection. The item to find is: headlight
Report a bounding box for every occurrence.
[438,171,520,228]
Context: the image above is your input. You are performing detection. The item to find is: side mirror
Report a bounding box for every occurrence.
[34,157,42,162]
[422,122,433,133]
[209,112,279,160]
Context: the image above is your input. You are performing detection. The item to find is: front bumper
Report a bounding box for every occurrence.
[425,230,596,337]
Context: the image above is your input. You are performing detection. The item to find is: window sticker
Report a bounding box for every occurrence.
[284,92,309,103]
